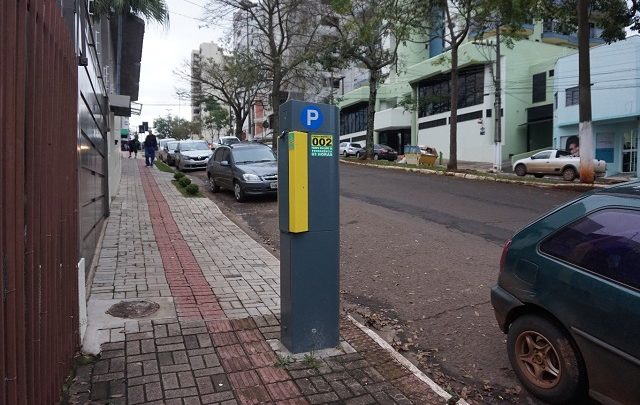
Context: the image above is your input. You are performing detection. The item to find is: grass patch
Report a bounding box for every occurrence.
[171,179,204,197]
[155,160,174,173]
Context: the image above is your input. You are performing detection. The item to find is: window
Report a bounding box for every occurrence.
[340,103,368,135]
[532,73,546,103]
[566,86,579,106]
[549,69,555,77]
[554,92,558,109]
[417,67,484,118]
[532,151,551,159]
[214,148,225,162]
[541,209,640,290]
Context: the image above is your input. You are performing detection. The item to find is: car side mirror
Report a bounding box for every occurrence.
[221,160,230,166]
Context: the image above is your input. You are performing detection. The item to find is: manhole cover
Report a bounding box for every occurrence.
[106,300,160,319]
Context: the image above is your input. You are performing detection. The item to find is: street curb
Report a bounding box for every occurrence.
[347,314,470,405]
[340,159,611,191]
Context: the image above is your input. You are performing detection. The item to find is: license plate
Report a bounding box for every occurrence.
[270,182,278,189]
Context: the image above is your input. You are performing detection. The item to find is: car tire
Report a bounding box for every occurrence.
[356,151,362,158]
[233,182,246,202]
[507,315,586,404]
[373,154,379,160]
[342,150,347,157]
[562,166,577,182]
[208,175,219,193]
[534,174,544,178]
[515,164,527,177]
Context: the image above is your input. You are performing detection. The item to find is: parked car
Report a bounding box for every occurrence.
[339,142,363,157]
[513,149,606,181]
[174,140,213,171]
[491,181,640,404]
[213,136,241,149]
[206,143,277,202]
[356,144,398,161]
[158,137,176,152]
[161,141,180,166]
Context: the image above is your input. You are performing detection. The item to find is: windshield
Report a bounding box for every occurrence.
[167,142,179,150]
[180,142,209,151]
[221,137,240,145]
[232,147,276,164]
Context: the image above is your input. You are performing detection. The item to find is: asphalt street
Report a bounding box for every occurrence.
[190,163,584,404]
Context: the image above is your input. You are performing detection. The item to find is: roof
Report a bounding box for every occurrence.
[598,180,640,197]
[229,143,269,149]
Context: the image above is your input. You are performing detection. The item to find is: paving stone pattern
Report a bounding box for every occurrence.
[67,159,445,404]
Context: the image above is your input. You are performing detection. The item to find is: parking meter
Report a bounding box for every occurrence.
[278,100,340,353]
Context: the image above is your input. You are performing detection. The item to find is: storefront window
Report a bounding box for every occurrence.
[622,131,637,173]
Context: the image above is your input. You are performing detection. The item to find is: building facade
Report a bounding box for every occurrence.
[554,36,640,178]
[338,18,604,165]
[191,41,226,140]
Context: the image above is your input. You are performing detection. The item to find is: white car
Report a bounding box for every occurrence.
[175,140,213,171]
[513,149,606,181]
[213,136,241,148]
[339,142,363,157]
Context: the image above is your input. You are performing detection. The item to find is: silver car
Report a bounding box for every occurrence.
[161,141,180,165]
[339,142,363,157]
[175,140,213,171]
[513,149,606,181]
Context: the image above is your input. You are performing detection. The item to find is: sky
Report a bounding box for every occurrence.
[129,0,229,131]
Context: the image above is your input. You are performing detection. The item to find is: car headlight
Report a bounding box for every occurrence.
[242,173,261,182]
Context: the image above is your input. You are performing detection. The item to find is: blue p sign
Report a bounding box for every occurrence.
[300,106,323,131]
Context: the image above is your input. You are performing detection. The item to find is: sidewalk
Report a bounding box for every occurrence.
[66,157,455,405]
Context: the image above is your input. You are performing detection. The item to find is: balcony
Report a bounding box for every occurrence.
[374,107,411,131]
[542,20,604,47]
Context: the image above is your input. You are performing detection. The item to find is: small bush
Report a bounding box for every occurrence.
[174,171,185,180]
[178,177,191,187]
[185,184,199,195]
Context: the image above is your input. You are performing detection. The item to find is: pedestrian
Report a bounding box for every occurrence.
[129,135,141,158]
[144,130,158,167]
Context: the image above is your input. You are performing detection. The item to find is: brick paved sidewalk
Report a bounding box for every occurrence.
[66,158,449,404]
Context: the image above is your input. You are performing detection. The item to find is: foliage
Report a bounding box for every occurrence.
[92,0,169,24]
[302,353,320,370]
[204,0,330,146]
[171,180,204,197]
[183,53,265,139]
[178,177,192,187]
[274,354,293,369]
[154,160,175,173]
[200,99,231,141]
[185,184,200,195]
[153,115,200,140]
[322,0,420,159]
[174,171,185,180]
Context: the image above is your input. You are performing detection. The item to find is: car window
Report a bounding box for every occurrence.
[180,142,209,151]
[213,148,225,162]
[221,149,231,162]
[557,150,571,158]
[167,142,179,151]
[340,142,347,147]
[232,147,276,164]
[540,209,640,290]
[532,151,551,159]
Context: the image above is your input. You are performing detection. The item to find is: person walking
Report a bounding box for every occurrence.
[128,135,141,158]
[144,130,158,167]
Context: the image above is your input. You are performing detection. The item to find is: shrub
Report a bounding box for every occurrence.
[185,184,199,195]
[174,171,185,180]
[178,177,191,187]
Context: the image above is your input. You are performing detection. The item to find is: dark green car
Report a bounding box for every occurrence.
[491,181,640,405]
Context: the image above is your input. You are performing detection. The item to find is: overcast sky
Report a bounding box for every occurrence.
[129,0,229,131]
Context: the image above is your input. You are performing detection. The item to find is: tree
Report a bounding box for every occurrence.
[201,99,231,141]
[530,0,639,182]
[205,0,327,147]
[322,0,418,160]
[93,0,169,24]
[182,53,265,139]
[153,115,199,139]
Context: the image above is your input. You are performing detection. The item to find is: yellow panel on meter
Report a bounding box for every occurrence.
[287,131,309,233]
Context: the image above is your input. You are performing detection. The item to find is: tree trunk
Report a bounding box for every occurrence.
[271,65,282,149]
[365,69,379,160]
[578,0,594,183]
[448,45,459,171]
[234,114,244,139]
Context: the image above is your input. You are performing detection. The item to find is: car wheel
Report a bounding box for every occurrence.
[534,174,544,178]
[208,175,219,193]
[233,182,246,202]
[355,151,361,158]
[373,154,379,160]
[507,315,586,404]
[342,150,347,157]
[515,164,527,177]
[562,166,577,182]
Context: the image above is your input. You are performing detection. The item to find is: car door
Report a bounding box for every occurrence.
[537,204,640,403]
[528,151,552,173]
[218,148,233,188]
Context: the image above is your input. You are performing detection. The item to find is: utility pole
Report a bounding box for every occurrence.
[578,0,594,183]
[494,26,502,172]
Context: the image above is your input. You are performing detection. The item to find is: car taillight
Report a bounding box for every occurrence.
[500,239,512,273]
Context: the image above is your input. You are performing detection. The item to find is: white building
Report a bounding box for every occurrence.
[191,41,225,139]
